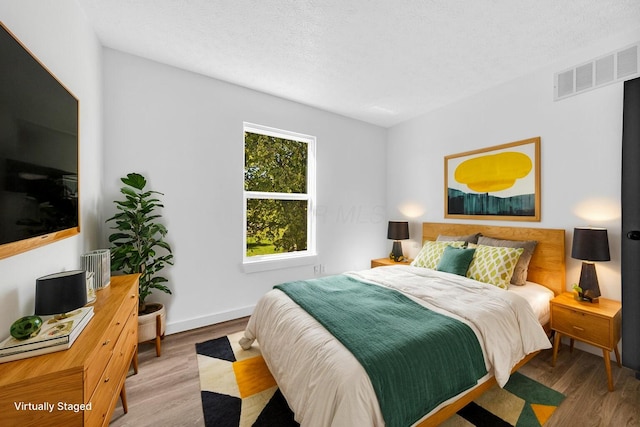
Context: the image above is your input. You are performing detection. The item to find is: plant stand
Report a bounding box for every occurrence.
[153,314,163,356]
[138,303,166,357]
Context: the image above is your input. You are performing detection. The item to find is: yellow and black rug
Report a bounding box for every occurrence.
[196,332,564,427]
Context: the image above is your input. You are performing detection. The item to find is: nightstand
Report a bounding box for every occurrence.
[550,292,622,391]
[370,258,411,268]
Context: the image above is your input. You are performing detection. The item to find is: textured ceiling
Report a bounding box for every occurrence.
[78,0,640,127]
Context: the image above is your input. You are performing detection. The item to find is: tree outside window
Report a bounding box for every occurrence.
[243,124,316,262]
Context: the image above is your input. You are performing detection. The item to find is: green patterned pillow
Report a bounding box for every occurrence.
[411,240,465,270]
[466,245,524,289]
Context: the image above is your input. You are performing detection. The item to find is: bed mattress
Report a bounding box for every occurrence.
[509,280,555,324]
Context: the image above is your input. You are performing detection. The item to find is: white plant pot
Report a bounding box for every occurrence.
[138,303,166,344]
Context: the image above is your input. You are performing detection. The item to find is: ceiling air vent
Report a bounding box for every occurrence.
[618,45,638,79]
[595,55,615,86]
[575,63,593,92]
[557,69,574,97]
[554,43,639,101]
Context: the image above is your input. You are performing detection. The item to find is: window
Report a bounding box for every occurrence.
[243,123,316,269]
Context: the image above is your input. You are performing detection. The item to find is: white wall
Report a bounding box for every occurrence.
[102,49,387,334]
[0,1,103,335]
[387,27,640,359]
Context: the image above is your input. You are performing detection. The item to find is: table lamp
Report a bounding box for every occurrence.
[571,227,610,302]
[387,221,409,261]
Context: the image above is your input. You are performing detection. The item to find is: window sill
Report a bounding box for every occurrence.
[242,253,317,273]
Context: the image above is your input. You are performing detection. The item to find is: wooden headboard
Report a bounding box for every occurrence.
[422,222,566,295]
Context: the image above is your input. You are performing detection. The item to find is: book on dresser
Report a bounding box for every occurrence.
[0,306,94,363]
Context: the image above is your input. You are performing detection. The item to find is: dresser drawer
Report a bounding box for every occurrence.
[85,352,121,427]
[108,291,137,343]
[552,304,611,348]
[85,340,114,399]
[85,307,137,427]
[85,294,137,396]
[114,306,138,375]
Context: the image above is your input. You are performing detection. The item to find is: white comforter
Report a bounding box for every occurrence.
[241,266,551,426]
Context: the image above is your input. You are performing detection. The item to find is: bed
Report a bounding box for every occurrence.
[241,222,565,426]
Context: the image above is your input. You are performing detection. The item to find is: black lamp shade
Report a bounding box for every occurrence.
[387,221,409,240]
[35,270,87,315]
[571,227,610,261]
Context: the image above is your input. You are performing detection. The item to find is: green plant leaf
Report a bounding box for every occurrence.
[121,173,147,190]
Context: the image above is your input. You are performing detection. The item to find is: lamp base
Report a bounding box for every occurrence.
[389,241,405,262]
[578,262,601,302]
[574,293,599,303]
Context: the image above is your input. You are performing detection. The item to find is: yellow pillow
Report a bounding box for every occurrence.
[411,240,465,270]
[466,245,524,289]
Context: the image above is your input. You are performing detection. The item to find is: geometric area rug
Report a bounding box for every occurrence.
[196,332,565,427]
[440,371,565,427]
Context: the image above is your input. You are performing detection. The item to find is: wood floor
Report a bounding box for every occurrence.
[110,317,640,427]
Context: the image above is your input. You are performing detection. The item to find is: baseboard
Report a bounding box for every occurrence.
[165,305,255,335]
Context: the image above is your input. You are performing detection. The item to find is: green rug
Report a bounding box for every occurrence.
[196,332,564,426]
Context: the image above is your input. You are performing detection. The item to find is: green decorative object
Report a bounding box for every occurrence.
[436,246,476,276]
[10,315,43,340]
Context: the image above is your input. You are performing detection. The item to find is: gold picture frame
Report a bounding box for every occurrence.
[444,137,540,221]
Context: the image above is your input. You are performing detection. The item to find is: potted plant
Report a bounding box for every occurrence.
[106,173,174,355]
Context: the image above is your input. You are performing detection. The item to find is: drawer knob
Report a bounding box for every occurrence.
[573,326,585,332]
[104,377,110,383]
[103,339,111,346]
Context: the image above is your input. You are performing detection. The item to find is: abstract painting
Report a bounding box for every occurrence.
[445,137,540,221]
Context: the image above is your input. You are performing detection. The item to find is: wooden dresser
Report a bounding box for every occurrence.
[0,274,139,426]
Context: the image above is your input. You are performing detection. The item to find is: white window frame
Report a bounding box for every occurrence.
[242,122,317,272]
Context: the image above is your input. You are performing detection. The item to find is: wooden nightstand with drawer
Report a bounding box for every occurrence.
[550,292,621,391]
[371,258,411,268]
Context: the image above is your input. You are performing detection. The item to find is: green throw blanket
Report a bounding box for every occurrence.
[275,275,487,427]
